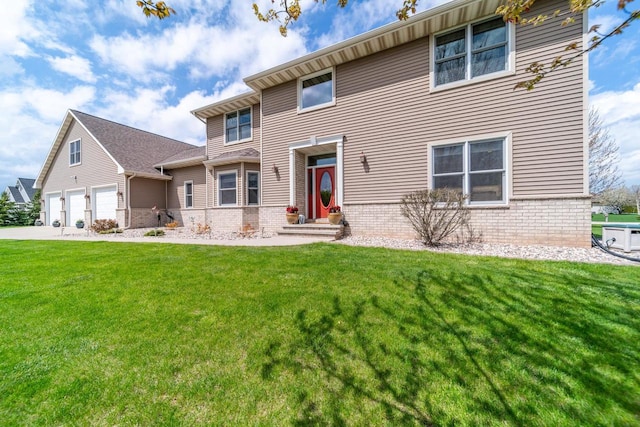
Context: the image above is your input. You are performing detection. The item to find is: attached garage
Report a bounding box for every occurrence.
[93,186,117,221]
[46,193,62,226]
[66,190,85,226]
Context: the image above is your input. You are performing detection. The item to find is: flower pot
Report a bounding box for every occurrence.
[328,212,342,225]
[286,213,299,224]
[52,221,60,228]
[76,222,84,229]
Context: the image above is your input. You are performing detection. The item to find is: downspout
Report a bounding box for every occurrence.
[125,173,136,229]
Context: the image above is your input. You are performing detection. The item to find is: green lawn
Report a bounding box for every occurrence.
[1,241,639,426]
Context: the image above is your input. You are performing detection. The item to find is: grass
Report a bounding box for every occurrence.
[592,213,640,238]
[1,240,639,426]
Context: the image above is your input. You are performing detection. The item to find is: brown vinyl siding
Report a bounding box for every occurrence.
[207,104,261,159]
[130,178,166,209]
[260,0,584,204]
[166,165,206,209]
[41,120,122,207]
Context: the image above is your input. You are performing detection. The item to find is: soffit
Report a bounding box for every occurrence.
[244,0,502,91]
[192,92,260,121]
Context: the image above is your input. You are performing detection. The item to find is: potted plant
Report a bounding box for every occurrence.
[286,205,299,224]
[328,205,342,225]
[76,218,85,229]
[52,219,61,227]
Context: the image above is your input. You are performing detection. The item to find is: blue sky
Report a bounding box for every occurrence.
[1,0,639,195]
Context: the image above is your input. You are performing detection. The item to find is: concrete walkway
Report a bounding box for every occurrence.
[0,226,333,247]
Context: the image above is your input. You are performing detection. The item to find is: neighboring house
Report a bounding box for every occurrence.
[4,178,36,209]
[190,0,591,247]
[35,110,202,227]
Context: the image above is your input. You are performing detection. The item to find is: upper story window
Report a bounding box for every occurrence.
[225,108,252,144]
[434,17,510,88]
[184,181,193,208]
[299,69,335,112]
[69,139,81,166]
[432,137,506,205]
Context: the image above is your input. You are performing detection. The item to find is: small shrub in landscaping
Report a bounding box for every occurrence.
[165,221,178,229]
[400,188,478,247]
[91,219,118,233]
[98,228,122,235]
[144,229,165,237]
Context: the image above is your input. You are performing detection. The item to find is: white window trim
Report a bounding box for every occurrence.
[69,138,81,166]
[246,171,260,206]
[297,67,336,114]
[430,17,515,93]
[429,132,511,206]
[217,170,238,207]
[224,107,253,145]
[184,180,194,209]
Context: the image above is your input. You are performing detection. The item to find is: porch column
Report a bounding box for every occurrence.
[289,147,295,206]
[336,137,344,207]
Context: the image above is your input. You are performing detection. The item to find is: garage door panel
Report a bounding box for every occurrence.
[46,193,62,226]
[94,187,117,221]
[67,191,85,226]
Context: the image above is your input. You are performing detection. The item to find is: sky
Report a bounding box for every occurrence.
[1,0,639,194]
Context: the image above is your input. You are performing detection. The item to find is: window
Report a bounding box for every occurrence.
[299,69,335,112]
[184,181,193,208]
[225,108,252,144]
[432,138,506,204]
[69,139,81,165]
[246,172,259,205]
[434,17,509,87]
[218,172,237,206]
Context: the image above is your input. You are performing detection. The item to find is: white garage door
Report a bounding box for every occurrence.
[94,186,117,221]
[46,193,62,226]
[67,190,85,226]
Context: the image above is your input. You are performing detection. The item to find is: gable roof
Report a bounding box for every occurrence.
[5,186,24,203]
[16,178,36,200]
[36,110,201,187]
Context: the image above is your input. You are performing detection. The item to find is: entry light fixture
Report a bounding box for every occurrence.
[359,151,367,164]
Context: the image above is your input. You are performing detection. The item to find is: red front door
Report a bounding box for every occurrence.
[312,166,335,219]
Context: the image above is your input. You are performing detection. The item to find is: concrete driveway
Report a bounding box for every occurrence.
[0,226,332,247]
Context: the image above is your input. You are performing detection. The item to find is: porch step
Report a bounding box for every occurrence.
[278,223,344,240]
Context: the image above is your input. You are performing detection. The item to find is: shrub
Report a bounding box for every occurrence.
[400,188,477,247]
[165,221,178,229]
[144,229,165,237]
[91,219,118,233]
[98,228,122,234]
[194,223,211,234]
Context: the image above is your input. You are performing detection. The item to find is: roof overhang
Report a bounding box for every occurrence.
[244,0,502,91]
[154,156,207,169]
[191,91,260,121]
[123,171,173,181]
[204,156,260,168]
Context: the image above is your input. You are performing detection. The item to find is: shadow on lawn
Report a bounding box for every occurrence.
[261,267,640,426]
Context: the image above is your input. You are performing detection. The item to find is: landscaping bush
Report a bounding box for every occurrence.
[144,229,165,237]
[400,188,477,247]
[91,219,119,233]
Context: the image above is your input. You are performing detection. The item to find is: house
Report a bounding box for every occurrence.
[35,110,202,227]
[189,0,591,247]
[4,178,37,209]
[35,0,591,247]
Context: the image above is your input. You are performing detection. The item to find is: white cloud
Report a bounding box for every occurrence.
[591,81,640,186]
[0,0,37,57]
[48,55,97,83]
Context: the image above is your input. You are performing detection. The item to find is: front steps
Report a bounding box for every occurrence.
[278,222,344,240]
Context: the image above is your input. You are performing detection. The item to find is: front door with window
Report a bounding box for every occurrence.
[306,154,337,219]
